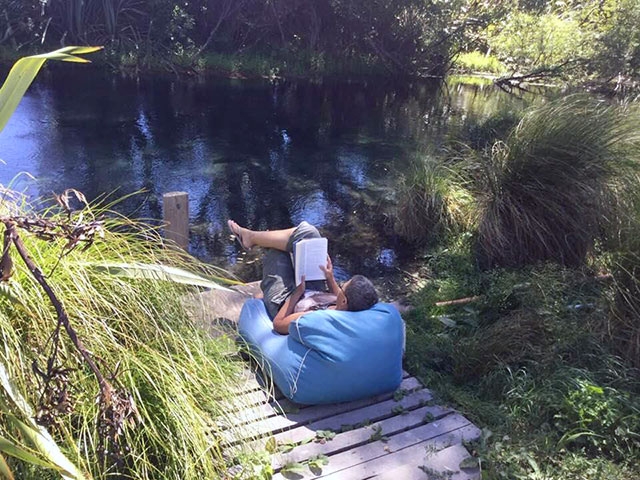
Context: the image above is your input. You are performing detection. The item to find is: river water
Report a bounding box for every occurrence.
[0,69,532,281]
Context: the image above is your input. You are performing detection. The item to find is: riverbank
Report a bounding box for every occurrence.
[401,240,640,480]
[0,46,397,81]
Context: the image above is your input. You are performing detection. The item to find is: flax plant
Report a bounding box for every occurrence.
[0,196,264,479]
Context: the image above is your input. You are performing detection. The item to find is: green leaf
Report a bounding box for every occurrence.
[0,283,23,306]
[0,453,15,480]
[436,315,457,328]
[315,430,336,442]
[0,46,102,132]
[281,462,306,474]
[0,363,88,480]
[0,436,67,471]
[86,262,234,291]
[265,437,277,454]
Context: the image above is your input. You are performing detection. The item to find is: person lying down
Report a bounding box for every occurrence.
[228,220,378,334]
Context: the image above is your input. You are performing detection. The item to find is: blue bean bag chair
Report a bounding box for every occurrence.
[238,299,405,405]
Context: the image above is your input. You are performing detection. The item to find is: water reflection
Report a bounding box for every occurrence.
[0,71,531,277]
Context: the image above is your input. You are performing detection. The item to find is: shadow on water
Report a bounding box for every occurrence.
[0,70,532,283]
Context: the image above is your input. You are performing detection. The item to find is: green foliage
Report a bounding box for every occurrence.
[591,0,640,81]
[0,0,470,77]
[555,379,640,458]
[606,194,640,368]
[0,46,101,133]
[393,161,476,246]
[404,246,640,478]
[0,364,86,479]
[471,95,640,268]
[0,197,262,479]
[399,151,640,476]
[0,0,638,82]
[487,11,591,71]
[454,51,506,74]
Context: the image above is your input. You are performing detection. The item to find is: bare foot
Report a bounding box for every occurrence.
[227,220,253,250]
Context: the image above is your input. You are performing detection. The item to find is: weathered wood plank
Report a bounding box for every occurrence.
[256,386,435,450]
[228,376,422,429]
[225,389,272,410]
[272,416,480,479]
[232,368,411,400]
[229,381,431,444]
[366,443,480,480]
[271,405,452,470]
[182,282,261,337]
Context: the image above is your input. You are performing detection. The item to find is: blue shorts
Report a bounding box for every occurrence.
[260,221,327,319]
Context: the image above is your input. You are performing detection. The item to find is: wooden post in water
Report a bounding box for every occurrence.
[163,192,189,249]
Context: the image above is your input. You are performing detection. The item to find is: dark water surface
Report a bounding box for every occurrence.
[0,70,529,281]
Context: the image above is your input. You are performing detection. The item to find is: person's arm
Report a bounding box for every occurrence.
[273,277,306,334]
[320,256,340,295]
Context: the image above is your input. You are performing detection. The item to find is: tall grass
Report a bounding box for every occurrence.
[0,196,262,479]
[393,161,475,245]
[454,51,506,75]
[403,241,640,478]
[606,192,640,368]
[472,95,640,268]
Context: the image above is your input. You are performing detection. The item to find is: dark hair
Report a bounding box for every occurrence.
[344,275,378,311]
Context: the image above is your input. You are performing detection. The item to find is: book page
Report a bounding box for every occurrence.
[294,237,328,286]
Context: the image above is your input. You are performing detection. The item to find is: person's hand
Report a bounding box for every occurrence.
[319,255,334,280]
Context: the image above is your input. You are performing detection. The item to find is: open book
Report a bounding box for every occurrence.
[294,237,328,286]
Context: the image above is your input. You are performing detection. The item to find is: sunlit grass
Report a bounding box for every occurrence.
[0,195,266,479]
[202,50,386,78]
[393,161,476,245]
[454,51,506,75]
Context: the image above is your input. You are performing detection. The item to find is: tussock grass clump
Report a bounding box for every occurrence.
[0,198,262,479]
[394,161,475,245]
[606,210,640,368]
[473,95,640,268]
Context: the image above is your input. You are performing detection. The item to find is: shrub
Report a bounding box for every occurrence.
[473,95,640,268]
[393,161,475,245]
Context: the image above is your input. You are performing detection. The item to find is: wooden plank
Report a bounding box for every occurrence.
[229,369,265,394]
[244,387,436,456]
[228,376,422,429]
[271,405,452,470]
[272,415,480,479]
[220,389,274,418]
[228,380,430,444]
[233,369,411,404]
[163,192,189,249]
[368,443,480,480]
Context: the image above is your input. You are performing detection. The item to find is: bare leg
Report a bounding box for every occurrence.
[228,220,295,252]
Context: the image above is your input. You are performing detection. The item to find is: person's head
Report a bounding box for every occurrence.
[336,275,378,312]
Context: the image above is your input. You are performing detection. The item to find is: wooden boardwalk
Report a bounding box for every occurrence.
[225,370,482,480]
[187,286,481,479]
